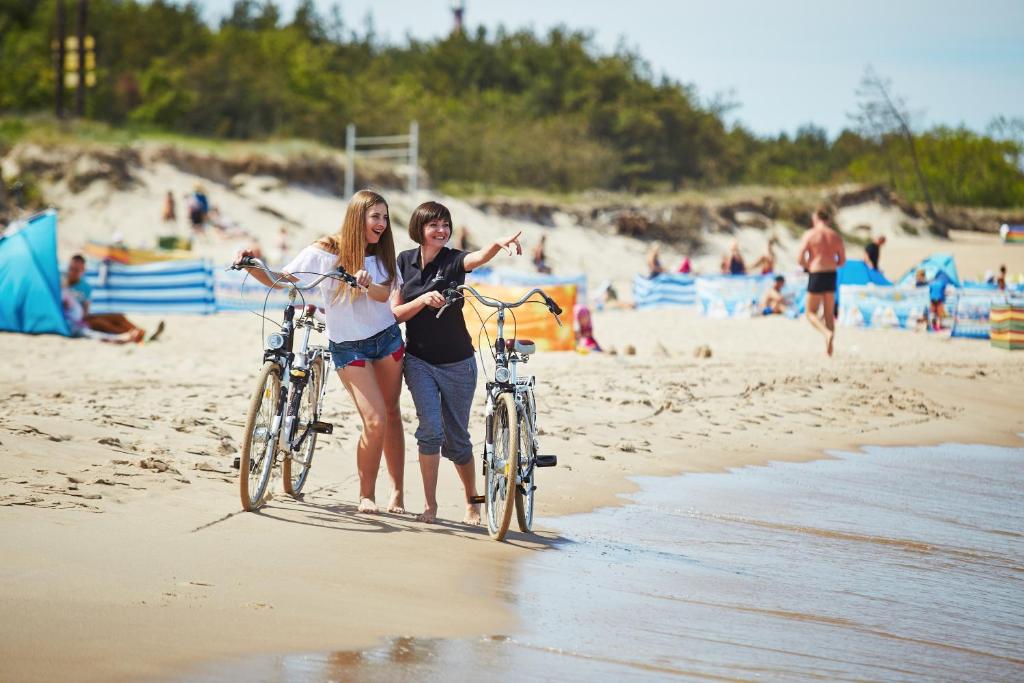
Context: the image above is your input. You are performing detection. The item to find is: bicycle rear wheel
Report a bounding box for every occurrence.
[486,392,518,540]
[515,391,537,532]
[240,360,282,511]
[283,355,324,497]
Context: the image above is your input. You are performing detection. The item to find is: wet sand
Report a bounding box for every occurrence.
[1,307,1022,682]
[173,443,1024,682]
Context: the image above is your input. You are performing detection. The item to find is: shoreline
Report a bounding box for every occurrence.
[2,308,1022,682]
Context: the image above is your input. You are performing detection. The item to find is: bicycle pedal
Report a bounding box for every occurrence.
[468,495,485,504]
[232,456,240,470]
[535,455,557,467]
[311,421,333,434]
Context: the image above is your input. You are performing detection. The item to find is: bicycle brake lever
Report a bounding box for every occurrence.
[435,303,451,319]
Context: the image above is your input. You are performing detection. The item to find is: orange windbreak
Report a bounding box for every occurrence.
[460,284,577,352]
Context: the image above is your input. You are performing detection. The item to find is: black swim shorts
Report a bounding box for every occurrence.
[807,271,837,294]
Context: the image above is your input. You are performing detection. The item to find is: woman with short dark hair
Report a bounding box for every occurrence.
[392,201,522,524]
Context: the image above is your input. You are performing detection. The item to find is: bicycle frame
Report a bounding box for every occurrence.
[237,257,351,469]
[442,284,559,485]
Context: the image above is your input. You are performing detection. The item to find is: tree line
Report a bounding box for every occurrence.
[1,0,1021,207]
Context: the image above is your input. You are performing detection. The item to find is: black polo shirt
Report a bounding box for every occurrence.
[397,247,475,364]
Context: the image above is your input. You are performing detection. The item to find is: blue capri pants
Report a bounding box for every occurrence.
[402,354,477,466]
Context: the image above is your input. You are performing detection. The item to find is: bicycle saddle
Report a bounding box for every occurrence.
[504,338,536,355]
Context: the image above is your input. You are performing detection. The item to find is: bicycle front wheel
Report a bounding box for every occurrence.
[486,392,519,541]
[239,360,282,511]
[283,355,324,497]
[515,391,536,532]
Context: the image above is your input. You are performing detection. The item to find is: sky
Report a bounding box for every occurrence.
[197,0,1024,139]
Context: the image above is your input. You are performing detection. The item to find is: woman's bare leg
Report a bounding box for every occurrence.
[455,458,481,524]
[417,453,440,523]
[337,365,388,513]
[373,354,406,513]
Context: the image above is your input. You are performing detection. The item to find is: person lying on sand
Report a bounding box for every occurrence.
[64,254,164,344]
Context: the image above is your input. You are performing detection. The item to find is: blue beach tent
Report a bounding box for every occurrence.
[895,254,961,288]
[838,259,892,287]
[0,210,71,336]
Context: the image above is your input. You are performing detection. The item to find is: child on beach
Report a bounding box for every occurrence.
[575,304,602,351]
[234,189,406,514]
[392,201,523,524]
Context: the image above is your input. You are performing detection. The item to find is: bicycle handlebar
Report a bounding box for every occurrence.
[231,256,360,290]
[436,284,562,326]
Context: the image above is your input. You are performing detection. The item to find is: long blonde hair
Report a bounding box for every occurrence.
[316,190,397,303]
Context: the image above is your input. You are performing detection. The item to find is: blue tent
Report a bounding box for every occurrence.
[895,253,961,288]
[838,259,893,286]
[0,210,71,336]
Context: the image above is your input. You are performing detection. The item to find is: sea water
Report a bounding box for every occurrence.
[182,444,1024,682]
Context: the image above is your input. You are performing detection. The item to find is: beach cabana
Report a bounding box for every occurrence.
[0,210,71,336]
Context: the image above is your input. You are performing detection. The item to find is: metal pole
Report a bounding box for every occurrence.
[55,0,65,118]
[409,120,419,196]
[75,0,87,117]
[345,123,356,199]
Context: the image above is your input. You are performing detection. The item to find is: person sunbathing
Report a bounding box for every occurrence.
[64,254,164,343]
[760,276,787,315]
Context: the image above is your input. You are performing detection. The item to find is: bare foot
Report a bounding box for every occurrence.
[387,490,405,514]
[417,506,437,523]
[826,331,835,357]
[463,504,481,525]
[357,497,378,514]
[147,320,166,343]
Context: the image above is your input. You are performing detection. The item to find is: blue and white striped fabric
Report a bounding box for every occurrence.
[215,268,296,312]
[85,259,216,314]
[633,274,696,309]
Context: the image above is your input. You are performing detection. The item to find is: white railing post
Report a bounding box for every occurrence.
[345,121,419,198]
[409,120,419,196]
[344,123,356,199]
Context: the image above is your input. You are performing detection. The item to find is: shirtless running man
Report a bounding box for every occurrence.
[798,207,846,356]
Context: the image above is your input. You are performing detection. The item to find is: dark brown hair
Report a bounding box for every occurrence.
[813,205,837,228]
[407,201,452,244]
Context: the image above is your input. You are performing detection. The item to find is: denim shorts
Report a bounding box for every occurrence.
[329,324,404,369]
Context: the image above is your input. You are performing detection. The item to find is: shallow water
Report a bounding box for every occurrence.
[180,444,1024,682]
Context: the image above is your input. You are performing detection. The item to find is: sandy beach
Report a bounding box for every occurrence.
[1,153,1022,681]
[2,290,1022,681]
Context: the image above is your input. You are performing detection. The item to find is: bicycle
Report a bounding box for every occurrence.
[229,256,357,511]
[436,284,562,540]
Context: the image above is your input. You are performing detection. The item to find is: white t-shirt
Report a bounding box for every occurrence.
[283,246,399,343]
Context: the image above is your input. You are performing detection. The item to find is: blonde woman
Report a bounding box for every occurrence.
[235,190,406,514]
